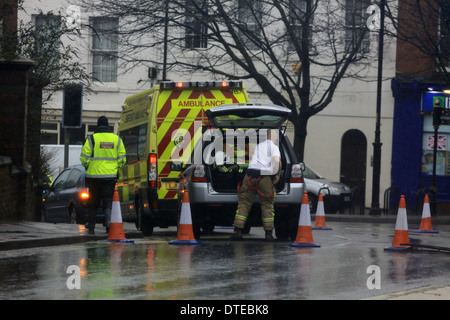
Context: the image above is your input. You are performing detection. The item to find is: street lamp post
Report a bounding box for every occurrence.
[370,0,385,215]
[431,99,443,216]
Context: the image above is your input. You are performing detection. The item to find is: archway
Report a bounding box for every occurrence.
[340,129,367,211]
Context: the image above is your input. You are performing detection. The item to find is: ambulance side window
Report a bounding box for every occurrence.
[120,124,147,163]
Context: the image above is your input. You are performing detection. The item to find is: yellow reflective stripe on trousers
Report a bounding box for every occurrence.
[262,216,274,223]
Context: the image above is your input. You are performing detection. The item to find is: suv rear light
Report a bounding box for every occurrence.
[148,153,157,187]
[192,164,207,182]
[290,164,304,183]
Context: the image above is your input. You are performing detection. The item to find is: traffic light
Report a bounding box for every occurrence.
[433,99,443,127]
[148,67,158,79]
[62,83,83,128]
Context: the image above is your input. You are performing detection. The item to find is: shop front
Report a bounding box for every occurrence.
[391,79,450,214]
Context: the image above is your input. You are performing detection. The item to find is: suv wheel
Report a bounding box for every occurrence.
[189,204,202,240]
[308,193,318,213]
[275,206,300,241]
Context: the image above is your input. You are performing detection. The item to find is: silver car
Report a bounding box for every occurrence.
[177,103,305,240]
[303,165,352,213]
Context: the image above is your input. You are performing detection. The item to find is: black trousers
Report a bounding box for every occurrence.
[85,178,116,227]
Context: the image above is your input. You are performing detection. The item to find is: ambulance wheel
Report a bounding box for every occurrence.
[140,217,154,236]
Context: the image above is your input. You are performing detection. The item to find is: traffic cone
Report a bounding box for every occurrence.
[107,189,134,243]
[169,190,202,245]
[384,195,410,251]
[312,193,332,230]
[290,192,320,248]
[412,194,438,233]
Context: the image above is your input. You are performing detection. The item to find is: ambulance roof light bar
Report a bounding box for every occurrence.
[160,81,242,89]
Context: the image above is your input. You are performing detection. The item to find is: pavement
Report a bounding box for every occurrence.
[0,220,143,251]
[1,213,449,300]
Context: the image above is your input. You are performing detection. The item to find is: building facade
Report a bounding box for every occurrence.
[391,0,450,213]
[19,0,397,212]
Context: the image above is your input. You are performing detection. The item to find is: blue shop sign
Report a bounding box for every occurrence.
[422,92,450,112]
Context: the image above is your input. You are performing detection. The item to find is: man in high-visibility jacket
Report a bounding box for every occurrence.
[80,116,126,234]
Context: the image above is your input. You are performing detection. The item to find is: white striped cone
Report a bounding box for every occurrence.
[290,192,320,247]
[412,194,438,233]
[384,195,410,251]
[312,193,332,230]
[107,189,134,243]
[170,190,202,245]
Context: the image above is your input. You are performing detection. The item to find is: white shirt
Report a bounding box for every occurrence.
[248,139,281,175]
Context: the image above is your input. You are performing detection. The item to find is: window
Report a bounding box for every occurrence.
[52,169,72,190]
[41,122,59,144]
[34,13,61,80]
[185,0,208,49]
[345,0,370,55]
[120,124,148,162]
[421,116,450,176]
[287,0,313,52]
[65,168,83,189]
[91,17,119,82]
[238,0,263,51]
[59,124,86,145]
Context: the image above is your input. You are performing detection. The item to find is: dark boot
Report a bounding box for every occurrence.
[265,230,274,241]
[230,227,243,240]
[104,208,111,233]
[87,208,96,234]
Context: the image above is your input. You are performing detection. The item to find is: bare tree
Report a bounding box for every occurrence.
[79,0,376,161]
[385,0,450,83]
[12,9,90,176]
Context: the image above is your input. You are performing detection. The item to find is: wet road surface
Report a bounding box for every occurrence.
[0,222,449,300]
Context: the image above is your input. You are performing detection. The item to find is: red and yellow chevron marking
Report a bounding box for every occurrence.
[156,88,246,199]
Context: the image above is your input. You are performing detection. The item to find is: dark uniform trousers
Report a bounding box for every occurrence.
[234,174,275,231]
[85,178,117,229]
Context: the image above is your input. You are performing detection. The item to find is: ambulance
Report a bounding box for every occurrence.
[117,81,249,235]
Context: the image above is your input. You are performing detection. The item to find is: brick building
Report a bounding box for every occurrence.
[0,0,37,220]
[391,0,450,213]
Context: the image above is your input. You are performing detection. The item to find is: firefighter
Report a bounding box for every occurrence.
[231,129,281,241]
[214,151,239,173]
[80,116,126,234]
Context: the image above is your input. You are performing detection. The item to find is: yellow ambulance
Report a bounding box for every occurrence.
[117,81,249,235]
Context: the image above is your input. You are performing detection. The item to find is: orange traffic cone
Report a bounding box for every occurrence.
[290,192,320,247]
[413,194,438,233]
[384,195,410,251]
[169,190,202,245]
[312,193,332,230]
[107,189,134,243]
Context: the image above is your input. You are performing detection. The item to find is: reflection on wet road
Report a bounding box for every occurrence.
[0,222,449,299]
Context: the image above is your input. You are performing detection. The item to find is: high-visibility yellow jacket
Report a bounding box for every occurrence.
[80,127,126,179]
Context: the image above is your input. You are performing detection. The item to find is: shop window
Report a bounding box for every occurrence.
[421,116,450,176]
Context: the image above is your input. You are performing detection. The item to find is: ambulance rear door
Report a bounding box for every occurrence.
[155,81,249,201]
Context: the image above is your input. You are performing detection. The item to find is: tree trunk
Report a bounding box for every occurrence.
[292,114,309,163]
